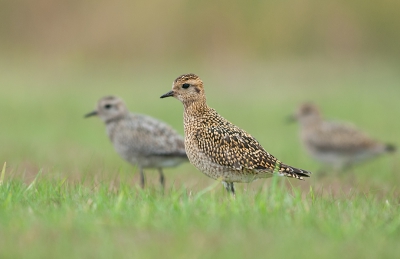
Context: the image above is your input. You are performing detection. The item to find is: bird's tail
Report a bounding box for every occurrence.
[385,143,396,153]
[277,162,312,180]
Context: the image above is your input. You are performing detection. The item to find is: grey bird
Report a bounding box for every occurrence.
[85,96,188,188]
[160,74,311,195]
[292,103,396,171]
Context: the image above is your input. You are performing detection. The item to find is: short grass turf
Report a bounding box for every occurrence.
[1,58,400,258]
[1,173,400,259]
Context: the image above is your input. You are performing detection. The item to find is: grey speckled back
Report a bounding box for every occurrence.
[106,113,186,167]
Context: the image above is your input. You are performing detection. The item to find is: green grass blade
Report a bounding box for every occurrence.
[0,162,5,186]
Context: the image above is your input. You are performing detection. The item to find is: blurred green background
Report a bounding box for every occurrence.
[1,0,399,188]
[1,1,400,258]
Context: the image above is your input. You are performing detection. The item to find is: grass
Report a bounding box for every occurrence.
[1,172,399,258]
[1,58,400,258]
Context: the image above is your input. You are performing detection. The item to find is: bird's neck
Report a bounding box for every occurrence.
[299,117,322,130]
[104,112,129,125]
[183,97,208,117]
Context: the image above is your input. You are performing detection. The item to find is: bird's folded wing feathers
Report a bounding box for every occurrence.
[117,117,186,156]
[310,122,376,152]
[195,125,278,172]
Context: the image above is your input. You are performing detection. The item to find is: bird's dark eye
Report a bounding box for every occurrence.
[104,104,112,109]
[182,83,190,89]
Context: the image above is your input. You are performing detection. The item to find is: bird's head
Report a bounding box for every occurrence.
[160,73,205,104]
[85,95,128,123]
[291,102,322,125]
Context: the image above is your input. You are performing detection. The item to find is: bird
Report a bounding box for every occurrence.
[160,73,311,195]
[292,102,396,171]
[85,96,188,188]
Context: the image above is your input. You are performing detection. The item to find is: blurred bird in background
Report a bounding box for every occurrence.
[85,96,188,188]
[291,103,396,172]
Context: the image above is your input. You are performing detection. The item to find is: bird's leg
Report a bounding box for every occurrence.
[158,168,165,189]
[222,181,236,197]
[139,167,145,189]
[230,183,236,197]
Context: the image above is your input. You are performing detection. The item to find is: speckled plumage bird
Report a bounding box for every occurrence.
[293,103,396,170]
[85,96,188,188]
[160,74,311,195]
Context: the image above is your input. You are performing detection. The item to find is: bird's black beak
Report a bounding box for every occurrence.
[84,110,98,118]
[160,91,175,98]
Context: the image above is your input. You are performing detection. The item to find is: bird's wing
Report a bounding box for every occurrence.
[308,121,377,153]
[195,123,278,171]
[114,115,186,157]
[194,121,311,179]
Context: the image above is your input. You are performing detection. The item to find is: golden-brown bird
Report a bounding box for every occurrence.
[161,74,311,195]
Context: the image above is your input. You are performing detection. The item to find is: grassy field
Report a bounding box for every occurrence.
[1,58,400,258]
